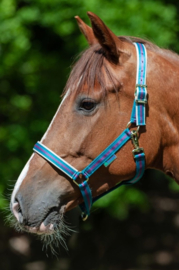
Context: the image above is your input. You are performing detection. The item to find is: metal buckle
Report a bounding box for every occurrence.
[136,84,147,88]
[126,122,140,133]
[73,173,89,187]
[132,147,144,158]
[81,212,88,221]
[131,129,144,158]
[134,84,147,104]
[135,99,147,104]
[131,130,139,148]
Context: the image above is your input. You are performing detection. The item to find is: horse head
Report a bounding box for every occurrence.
[10,12,179,243]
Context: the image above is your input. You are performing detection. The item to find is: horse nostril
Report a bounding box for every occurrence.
[12,199,24,224]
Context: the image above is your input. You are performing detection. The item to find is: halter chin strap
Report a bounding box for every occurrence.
[33,43,147,221]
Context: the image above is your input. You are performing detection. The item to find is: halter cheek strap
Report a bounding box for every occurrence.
[131,43,147,126]
[33,43,148,220]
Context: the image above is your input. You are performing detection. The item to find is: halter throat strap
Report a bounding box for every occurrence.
[33,42,148,220]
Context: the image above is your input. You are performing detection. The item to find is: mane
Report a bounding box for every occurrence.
[127,36,179,64]
[63,36,179,96]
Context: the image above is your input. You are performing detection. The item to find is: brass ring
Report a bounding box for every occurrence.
[126,121,131,129]
[137,125,140,133]
[81,213,88,221]
[126,121,140,133]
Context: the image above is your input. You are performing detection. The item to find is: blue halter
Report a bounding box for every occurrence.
[33,43,147,220]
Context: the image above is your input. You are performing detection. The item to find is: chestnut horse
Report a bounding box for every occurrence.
[10,12,179,243]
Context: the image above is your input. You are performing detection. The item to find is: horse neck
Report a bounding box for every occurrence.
[148,49,179,181]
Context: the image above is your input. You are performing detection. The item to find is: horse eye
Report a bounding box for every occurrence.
[80,100,96,111]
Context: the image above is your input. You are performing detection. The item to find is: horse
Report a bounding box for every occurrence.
[10,11,179,246]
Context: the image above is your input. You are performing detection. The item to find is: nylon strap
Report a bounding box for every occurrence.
[80,128,131,179]
[33,142,78,179]
[130,43,147,126]
[33,129,131,181]
[79,181,92,216]
[92,152,145,203]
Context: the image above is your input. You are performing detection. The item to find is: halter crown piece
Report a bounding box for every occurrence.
[33,43,147,221]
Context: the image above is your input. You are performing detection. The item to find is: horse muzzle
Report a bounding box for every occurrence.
[11,196,63,234]
[10,174,76,235]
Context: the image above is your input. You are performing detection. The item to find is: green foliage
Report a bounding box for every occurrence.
[1,0,179,215]
[94,186,150,220]
[169,179,179,192]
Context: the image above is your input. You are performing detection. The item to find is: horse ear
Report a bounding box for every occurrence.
[87,11,125,63]
[75,16,98,46]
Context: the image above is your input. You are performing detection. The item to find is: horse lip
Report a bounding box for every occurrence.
[38,223,54,235]
[25,223,54,235]
[22,208,59,235]
[20,197,81,235]
[23,203,66,235]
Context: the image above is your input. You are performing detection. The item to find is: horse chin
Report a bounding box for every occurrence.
[24,207,68,236]
[8,205,72,252]
[17,216,70,252]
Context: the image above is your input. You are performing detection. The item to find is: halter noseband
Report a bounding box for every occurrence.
[33,43,147,221]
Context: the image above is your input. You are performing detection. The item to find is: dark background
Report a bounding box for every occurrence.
[1,0,179,269]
